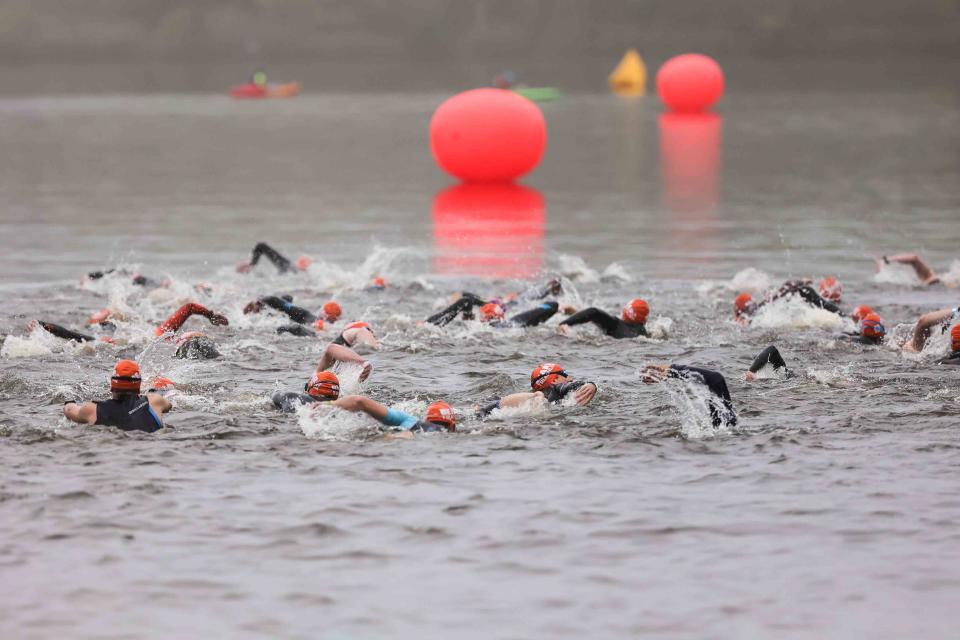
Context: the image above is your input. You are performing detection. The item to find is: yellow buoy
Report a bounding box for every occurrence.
[608,48,647,96]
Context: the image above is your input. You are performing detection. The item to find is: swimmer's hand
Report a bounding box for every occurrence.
[243,301,263,315]
[359,361,372,382]
[560,304,577,315]
[574,383,597,406]
[641,364,671,384]
[236,261,252,274]
[744,371,757,382]
[556,324,571,336]
[209,313,229,326]
[26,319,39,333]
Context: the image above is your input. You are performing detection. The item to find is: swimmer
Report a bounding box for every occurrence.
[477,363,598,416]
[244,296,341,334]
[155,303,229,359]
[837,312,886,345]
[366,277,387,291]
[745,345,790,380]
[236,242,310,274]
[333,396,456,436]
[63,359,171,432]
[734,280,843,325]
[558,299,650,339]
[876,254,948,286]
[902,306,960,353]
[331,321,380,350]
[271,344,372,412]
[85,268,166,288]
[641,363,737,427]
[938,324,960,365]
[427,293,560,328]
[155,302,229,336]
[28,320,116,344]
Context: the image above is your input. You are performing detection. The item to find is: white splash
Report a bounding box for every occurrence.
[660,376,734,439]
[729,267,773,293]
[749,297,847,331]
[873,262,921,286]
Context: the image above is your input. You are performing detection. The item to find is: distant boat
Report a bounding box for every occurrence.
[513,87,562,102]
[229,82,301,99]
[608,49,647,96]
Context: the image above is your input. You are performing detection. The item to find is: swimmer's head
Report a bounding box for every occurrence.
[312,318,325,331]
[345,321,372,334]
[305,371,340,400]
[175,333,220,359]
[426,401,457,432]
[480,303,505,322]
[851,304,874,323]
[734,293,756,319]
[296,256,312,271]
[370,277,387,289]
[860,313,886,340]
[531,363,568,391]
[951,324,960,352]
[149,376,175,390]
[111,359,141,394]
[622,299,649,324]
[818,277,842,302]
[323,301,342,322]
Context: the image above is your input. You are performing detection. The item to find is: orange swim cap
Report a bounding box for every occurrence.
[345,321,372,333]
[323,301,342,322]
[305,371,340,400]
[371,277,386,288]
[734,292,754,318]
[312,318,325,331]
[622,299,649,324]
[951,324,960,352]
[426,401,457,431]
[851,304,874,323]
[89,308,112,325]
[111,359,142,393]
[818,277,842,302]
[860,313,886,340]
[150,376,175,389]
[531,363,567,391]
[480,303,505,322]
[296,256,312,271]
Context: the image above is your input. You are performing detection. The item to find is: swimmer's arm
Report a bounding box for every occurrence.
[157,302,228,334]
[885,254,939,284]
[509,302,559,328]
[147,393,172,414]
[746,345,787,379]
[318,344,372,381]
[573,383,598,406]
[39,321,94,343]
[497,391,546,409]
[559,308,620,336]
[906,308,955,352]
[342,327,380,350]
[332,395,389,422]
[242,242,293,273]
[63,401,96,424]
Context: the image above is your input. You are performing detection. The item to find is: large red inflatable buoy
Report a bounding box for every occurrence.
[430,88,547,183]
[656,54,725,114]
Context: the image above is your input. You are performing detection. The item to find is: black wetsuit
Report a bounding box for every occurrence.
[478,379,593,417]
[427,293,486,326]
[272,392,329,413]
[495,302,559,328]
[277,324,316,337]
[428,295,559,329]
[837,334,883,346]
[749,345,789,375]
[559,308,647,338]
[39,321,94,343]
[175,335,221,359]
[90,395,163,432]
[249,242,297,274]
[771,282,843,315]
[87,269,159,287]
[668,365,737,427]
[259,295,316,324]
[937,351,960,366]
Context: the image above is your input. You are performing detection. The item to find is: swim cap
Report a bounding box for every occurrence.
[111,359,141,393]
[480,303,505,322]
[851,304,875,323]
[531,363,567,391]
[345,321,372,333]
[305,371,340,400]
[622,299,649,324]
[951,324,960,352]
[426,401,457,431]
[371,277,386,289]
[296,256,312,271]
[149,376,175,390]
[860,313,886,340]
[818,277,842,302]
[89,308,112,325]
[734,293,754,318]
[323,301,342,322]
[312,318,325,331]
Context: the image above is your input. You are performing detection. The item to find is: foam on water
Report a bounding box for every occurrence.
[748,297,848,331]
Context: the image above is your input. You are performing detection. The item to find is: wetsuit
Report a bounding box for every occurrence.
[38,321,95,343]
[495,302,559,328]
[382,408,450,433]
[272,392,329,413]
[749,345,789,375]
[258,295,315,324]
[157,303,227,335]
[668,365,737,427]
[175,335,220,359]
[478,379,594,416]
[277,324,316,337]
[837,334,883,346]
[87,269,159,287]
[249,242,297,274]
[427,293,486,326]
[82,395,163,432]
[771,282,843,315]
[559,308,647,338]
[937,351,960,365]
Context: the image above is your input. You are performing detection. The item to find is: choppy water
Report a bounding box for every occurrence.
[1,90,959,639]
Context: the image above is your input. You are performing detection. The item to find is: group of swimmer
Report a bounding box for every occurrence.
[36,242,959,435]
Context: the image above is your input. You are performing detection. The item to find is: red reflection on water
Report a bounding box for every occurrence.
[659,113,722,263]
[432,183,545,278]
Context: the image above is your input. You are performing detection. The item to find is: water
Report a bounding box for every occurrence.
[1,90,959,639]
